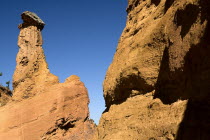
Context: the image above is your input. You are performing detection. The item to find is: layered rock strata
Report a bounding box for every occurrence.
[96,0,210,140]
[0,11,96,140]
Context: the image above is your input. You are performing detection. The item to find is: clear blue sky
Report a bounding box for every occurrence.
[0,0,127,124]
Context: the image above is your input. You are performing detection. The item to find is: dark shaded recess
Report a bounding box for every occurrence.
[134,0,139,7]
[175,1,210,139]
[20,56,29,66]
[155,26,210,140]
[155,22,210,103]
[57,118,76,131]
[126,0,140,13]
[154,46,178,104]
[0,86,12,96]
[7,89,12,96]
[60,121,75,131]
[174,4,200,39]
[155,2,210,104]
[45,119,76,136]
[126,5,132,13]
[151,0,161,6]
[104,69,154,109]
[176,99,210,140]
[155,1,210,139]
[132,28,140,36]
[164,0,175,13]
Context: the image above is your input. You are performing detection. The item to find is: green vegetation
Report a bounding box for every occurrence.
[6,81,10,89]
[0,72,10,89]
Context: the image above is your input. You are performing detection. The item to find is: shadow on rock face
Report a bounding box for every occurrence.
[175,99,210,140]
[154,0,210,103]
[151,0,161,6]
[175,14,210,140]
[104,67,154,109]
[174,4,200,39]
[164,0,175,13]
[155,1,210,139]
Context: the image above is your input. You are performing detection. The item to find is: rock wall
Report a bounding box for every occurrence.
[0,11,96,140]
[96,0,210,140]
[96,91,188,140]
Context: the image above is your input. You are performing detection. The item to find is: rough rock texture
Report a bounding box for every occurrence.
[97,0,210,140]
[103,0,210,107]
[0,76,96,140]
[0,11,96,139]
[0,86,12,107]
[96,92,187,140]
[18,11,45,30]
[13,11,59,101]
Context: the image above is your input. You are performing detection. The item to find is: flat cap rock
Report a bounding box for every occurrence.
[19,11,45,30]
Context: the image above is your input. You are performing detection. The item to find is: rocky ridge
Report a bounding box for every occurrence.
[96,0,210,140]
[0,11,96,140]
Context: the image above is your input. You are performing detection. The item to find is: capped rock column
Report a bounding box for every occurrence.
[0,11,96,140]
[13,11,58,100]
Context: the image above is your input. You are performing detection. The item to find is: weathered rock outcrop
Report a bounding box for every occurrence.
[13,11,58,101]
[0,11,96,140]
[96,0,210,140]
[0,86,12,107]
[0,76,96,140]
[96,92,187,140]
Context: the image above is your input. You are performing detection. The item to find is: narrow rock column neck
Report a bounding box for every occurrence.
[18,26,43,48]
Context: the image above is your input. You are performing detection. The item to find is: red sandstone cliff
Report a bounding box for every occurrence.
[0,11,95,140]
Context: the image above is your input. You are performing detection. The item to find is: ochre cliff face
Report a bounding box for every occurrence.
[97,0,210,140]
[104,0,210,107]
[0,11,96,139]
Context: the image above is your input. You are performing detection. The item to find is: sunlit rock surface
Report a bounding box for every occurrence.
[96,0,210,140]
[0,11,96,140]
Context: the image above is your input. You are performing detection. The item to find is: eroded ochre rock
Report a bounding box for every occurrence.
[13,11,58,101]
[0,77,96,140]
[0,86,12,107]
[96,92,187,140]
[0,11,96,140]
[96,0,210,140]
